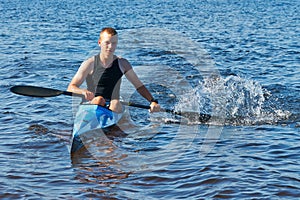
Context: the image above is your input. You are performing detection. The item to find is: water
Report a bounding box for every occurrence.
[1,0,299,199]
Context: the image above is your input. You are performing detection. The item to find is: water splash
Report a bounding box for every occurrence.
[177,75,291,125]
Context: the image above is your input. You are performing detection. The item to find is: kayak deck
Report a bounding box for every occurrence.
[70,104,124,153]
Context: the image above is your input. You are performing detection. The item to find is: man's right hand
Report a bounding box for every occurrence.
[81,89,95,101]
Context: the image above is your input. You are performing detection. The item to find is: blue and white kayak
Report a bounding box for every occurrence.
[70,104,124,153]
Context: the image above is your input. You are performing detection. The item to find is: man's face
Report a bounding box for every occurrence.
[98,32,118,55]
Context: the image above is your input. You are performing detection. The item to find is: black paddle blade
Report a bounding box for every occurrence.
[10,86,63,97]
[173,111,211,123]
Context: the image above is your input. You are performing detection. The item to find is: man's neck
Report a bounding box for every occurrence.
[100,53,114,67]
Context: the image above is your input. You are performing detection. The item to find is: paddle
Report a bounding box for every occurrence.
[10,85,211,122]
[122,101,211,122]
[10,85,84,98]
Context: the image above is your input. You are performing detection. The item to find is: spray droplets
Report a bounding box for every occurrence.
[177,75,291,125]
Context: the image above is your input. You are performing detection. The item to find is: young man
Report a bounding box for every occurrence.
[68,27,160,113]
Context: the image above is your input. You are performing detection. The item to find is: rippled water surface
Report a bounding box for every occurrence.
[1,0,299,199]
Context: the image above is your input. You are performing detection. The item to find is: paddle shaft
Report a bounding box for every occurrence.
[10,85,211,122]
[121,101,211,122]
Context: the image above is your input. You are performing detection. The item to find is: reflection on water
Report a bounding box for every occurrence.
[71,126,131,198]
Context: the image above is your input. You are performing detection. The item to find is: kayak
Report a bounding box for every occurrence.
[70,104,124,153]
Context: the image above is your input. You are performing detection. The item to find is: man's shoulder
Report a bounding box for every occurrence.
[82,56,95,67]
[117,57,132,73]
[87,56,96,63]
[117,56,128,63]
[79,57,95,74]
[118,57,132,67]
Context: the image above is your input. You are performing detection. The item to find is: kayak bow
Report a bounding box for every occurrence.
[70,104,124,153]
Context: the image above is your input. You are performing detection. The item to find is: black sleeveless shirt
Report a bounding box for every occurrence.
[86,54,123,100]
